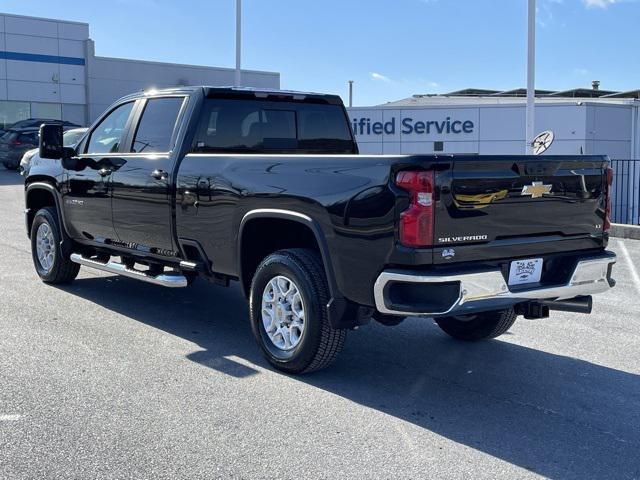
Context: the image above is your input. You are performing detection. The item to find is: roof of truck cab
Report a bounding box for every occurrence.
[121,86,344,105]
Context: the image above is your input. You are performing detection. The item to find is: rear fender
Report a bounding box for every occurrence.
[238,209,369,329]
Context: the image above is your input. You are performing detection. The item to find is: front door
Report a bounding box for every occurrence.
[111,96,186,253]
[62,101,135,242]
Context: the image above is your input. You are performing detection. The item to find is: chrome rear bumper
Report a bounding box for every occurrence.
[374,252,616,317]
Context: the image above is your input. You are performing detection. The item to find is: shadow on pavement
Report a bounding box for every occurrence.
[61,276,640,479]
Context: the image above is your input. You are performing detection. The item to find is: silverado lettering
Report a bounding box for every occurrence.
[438,235,489,243]
[24,86,617,374]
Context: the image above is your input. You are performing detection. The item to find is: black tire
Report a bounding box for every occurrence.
[30,207,80,284]
[435,308,517,341]
[249,248,346,374]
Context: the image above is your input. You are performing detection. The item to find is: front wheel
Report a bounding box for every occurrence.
[435,308,517,341]
[249,248,346,374]
[30,207,80,284]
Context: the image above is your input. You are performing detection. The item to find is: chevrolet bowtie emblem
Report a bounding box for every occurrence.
[521,181,552,199]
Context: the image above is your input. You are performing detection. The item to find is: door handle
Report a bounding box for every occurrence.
[151,169,168,180]
[182,190,199,209]
[98,167,112,177]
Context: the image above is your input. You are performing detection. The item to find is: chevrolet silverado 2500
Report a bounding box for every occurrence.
[25,86,616,373]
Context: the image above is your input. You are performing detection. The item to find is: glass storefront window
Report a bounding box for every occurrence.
[0,101,31,130]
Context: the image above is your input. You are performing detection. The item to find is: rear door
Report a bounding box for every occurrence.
[111,95,187,254]
[433,155,607,263]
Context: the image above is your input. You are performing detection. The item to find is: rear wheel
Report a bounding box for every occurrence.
[435,308,517,341]
[30,207,80,284]
[249,248,346,374]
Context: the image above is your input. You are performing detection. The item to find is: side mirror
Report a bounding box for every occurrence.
[39,123,64,159]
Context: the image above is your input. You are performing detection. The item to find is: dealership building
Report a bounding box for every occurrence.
[0,12,280,128]
[347,86,640,158]
[348,87,640,223]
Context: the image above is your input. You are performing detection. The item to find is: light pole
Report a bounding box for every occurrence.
[235,0,242,87]
[348,80,354,107]
[526,0,536,154]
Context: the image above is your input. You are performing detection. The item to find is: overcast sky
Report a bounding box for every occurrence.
[3,0,639,105]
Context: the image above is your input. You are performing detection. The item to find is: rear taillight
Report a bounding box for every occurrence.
[604,166,614,233]
[395,170,435,247]
[9,139,21,145]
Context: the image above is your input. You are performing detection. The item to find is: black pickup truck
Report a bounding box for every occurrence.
[25,86,616,373]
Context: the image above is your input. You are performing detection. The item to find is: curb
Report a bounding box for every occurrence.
[610,223,640,241]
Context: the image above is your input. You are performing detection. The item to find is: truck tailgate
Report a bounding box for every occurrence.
[432,156,608,264]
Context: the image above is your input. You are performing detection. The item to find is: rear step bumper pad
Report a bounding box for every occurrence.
[374,251,616,317]
[70,253,188,288]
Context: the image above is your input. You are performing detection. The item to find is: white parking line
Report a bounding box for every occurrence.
[0,414,23,421]
[618,240,640,294]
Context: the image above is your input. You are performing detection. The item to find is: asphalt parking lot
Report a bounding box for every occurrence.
[1,166,639,479]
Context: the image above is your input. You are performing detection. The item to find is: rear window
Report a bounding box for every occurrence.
[18,132,38,144]
[1,131,14,141]
[131,97,185,153]
[192,99,355,154]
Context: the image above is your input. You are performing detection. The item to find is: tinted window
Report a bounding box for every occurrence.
[192,99,355,154]
[18,132,38,144]
[131,97,185,153]
[267,110,296,149]
[1,131,15,141]
[297,104,353,148]
[86,102,134,154]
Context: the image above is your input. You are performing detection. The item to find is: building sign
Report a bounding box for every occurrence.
[351,116,474,136]
[347,108,479,145]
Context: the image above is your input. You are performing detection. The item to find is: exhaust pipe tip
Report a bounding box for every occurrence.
[541,295,593,314]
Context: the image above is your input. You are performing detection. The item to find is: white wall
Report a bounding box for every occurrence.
[348,102,635,158]
[0,13,88,126]
[586,105,633,158]
[0,14,88,106]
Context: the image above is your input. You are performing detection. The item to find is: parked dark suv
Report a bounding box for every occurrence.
[1,121,81,169]
[0,118,79,135]
[0,129,40,170]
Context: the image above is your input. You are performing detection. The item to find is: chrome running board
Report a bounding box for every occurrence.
[70,253,188,288]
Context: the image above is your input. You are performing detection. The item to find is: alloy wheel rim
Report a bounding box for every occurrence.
[36,223,55,273]
[261,275,305,351]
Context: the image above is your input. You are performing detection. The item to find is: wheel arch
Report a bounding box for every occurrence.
[237,209,338,297]
[237,209,372,330]
[25,181,64,238]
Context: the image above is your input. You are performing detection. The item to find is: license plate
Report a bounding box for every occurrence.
[508,258,543,286]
